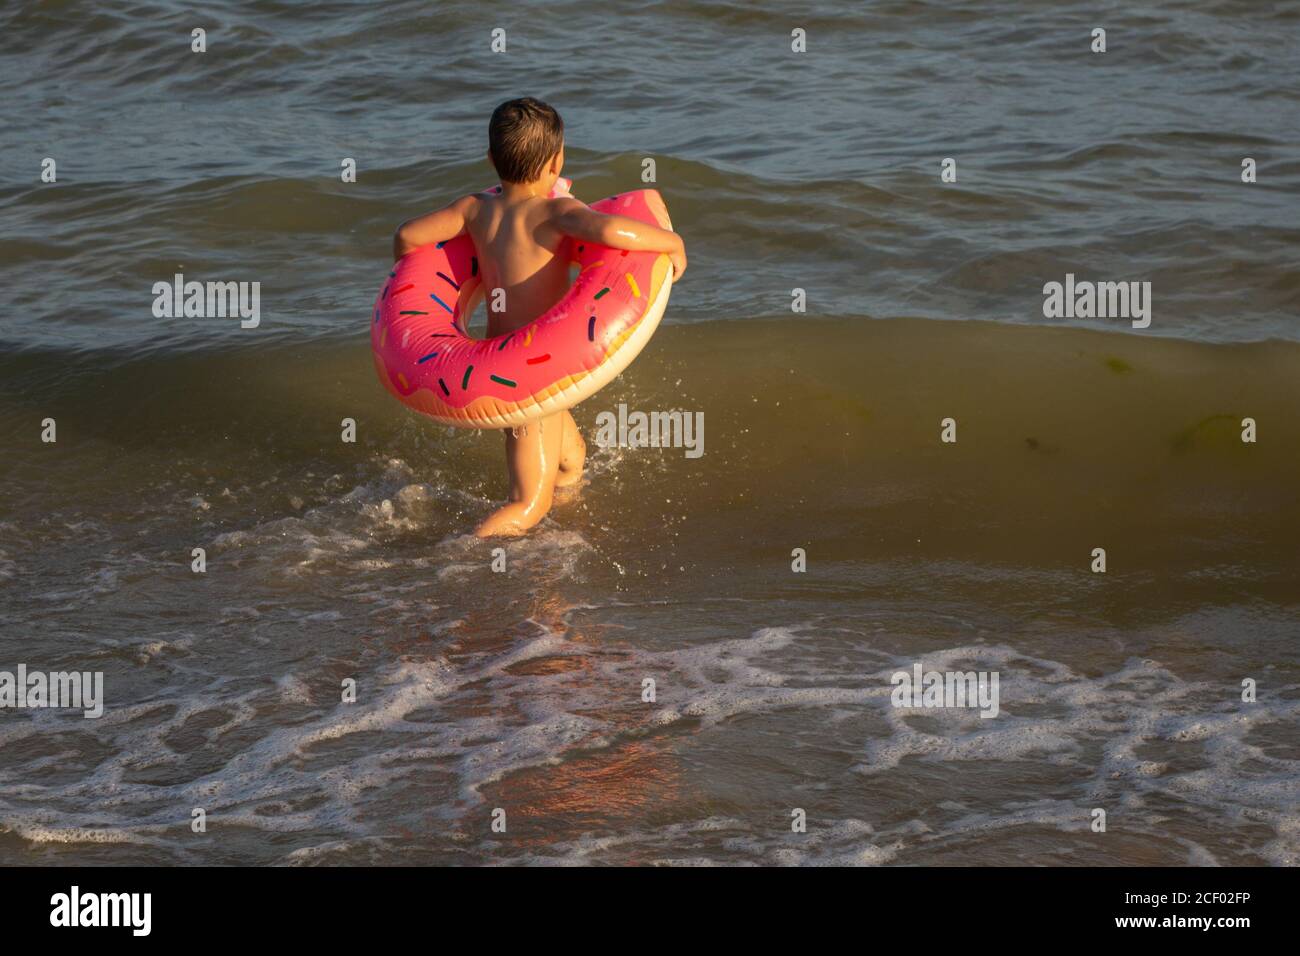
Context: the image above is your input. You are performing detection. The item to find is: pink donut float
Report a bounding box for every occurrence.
[371,179,674,428]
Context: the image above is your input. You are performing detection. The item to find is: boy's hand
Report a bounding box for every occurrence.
[669,238,687,280]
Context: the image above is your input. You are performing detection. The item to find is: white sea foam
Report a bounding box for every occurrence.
[1,599,1294,865]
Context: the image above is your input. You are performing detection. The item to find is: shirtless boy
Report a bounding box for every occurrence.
[393,98,687,537]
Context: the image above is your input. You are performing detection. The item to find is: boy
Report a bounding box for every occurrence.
[393,98,687,537]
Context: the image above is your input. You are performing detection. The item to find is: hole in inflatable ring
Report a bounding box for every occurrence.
[462,263,584,341]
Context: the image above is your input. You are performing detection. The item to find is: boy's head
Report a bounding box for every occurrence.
[488,97,564,185]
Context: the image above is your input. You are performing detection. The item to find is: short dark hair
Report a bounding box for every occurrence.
[488,98,564,184]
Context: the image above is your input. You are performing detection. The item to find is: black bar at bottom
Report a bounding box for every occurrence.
[0,865,1281,941]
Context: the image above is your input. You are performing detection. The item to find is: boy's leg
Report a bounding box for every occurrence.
[474,413,564,537]
[555,409,586,488]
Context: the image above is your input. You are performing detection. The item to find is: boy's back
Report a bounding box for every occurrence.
[464,191,572,336]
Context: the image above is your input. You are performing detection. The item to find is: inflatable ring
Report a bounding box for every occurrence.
[371,180,674,429]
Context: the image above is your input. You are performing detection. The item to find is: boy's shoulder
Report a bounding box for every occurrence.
[443,192,485,223]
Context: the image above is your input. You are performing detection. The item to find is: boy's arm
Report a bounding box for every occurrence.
[553,199,686,277]
[393,195,478,260]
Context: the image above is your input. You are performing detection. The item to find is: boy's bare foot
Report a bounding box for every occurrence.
[474,501,545,537]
